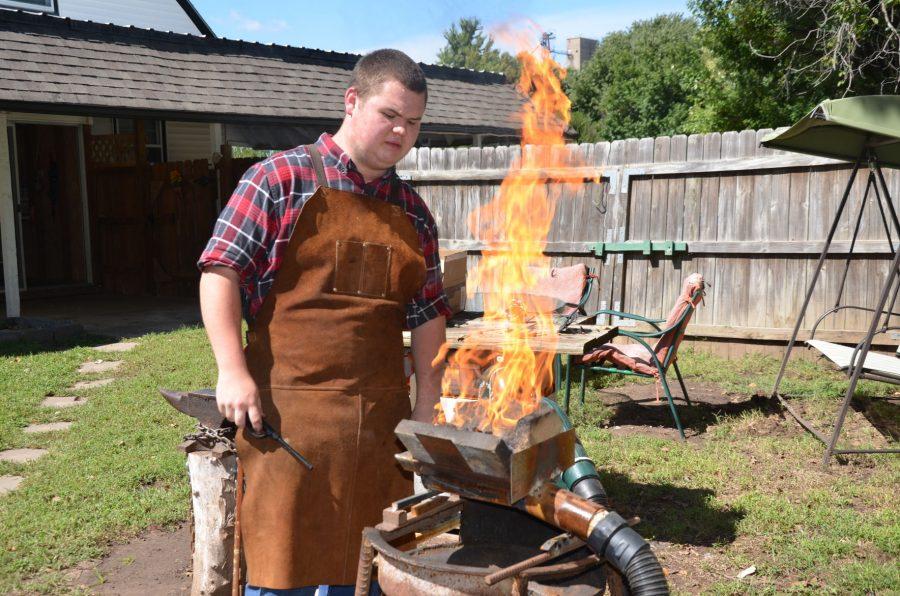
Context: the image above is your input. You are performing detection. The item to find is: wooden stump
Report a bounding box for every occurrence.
[186,449,237,596]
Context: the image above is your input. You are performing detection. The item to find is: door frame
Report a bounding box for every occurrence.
[7,112,94,288]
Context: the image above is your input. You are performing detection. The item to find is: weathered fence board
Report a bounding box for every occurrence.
[400,127,900,348]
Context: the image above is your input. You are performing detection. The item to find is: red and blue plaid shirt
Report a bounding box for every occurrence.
[198,133,451,328]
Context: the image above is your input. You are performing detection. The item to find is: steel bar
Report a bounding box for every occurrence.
[771,153,863,398]
[824,236,900,465]
[484,534,585,585]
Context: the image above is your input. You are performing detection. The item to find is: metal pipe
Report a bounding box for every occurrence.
[522,484,669,595]
[771,153,863,398]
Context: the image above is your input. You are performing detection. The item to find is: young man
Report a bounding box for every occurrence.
[198,49,449,594]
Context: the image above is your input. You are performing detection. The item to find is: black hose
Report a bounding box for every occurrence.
[587,511,669,596]
[570,472,608,507]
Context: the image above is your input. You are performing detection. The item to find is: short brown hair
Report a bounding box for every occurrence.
[350,49,428,103]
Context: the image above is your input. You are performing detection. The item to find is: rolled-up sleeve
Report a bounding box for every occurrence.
[198,162,275,283]
[405,211,452,329]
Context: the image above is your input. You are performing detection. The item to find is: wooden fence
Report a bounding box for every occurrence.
[397,128,900,353]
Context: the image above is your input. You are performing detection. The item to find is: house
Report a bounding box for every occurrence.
[0,3,523,317]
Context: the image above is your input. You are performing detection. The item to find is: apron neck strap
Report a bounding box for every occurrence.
[306,144,328,188]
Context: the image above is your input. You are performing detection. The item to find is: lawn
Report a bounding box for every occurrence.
[0,328,210,593]
[0,327,897,594]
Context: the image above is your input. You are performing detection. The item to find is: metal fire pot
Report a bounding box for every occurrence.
[355,403,669,595]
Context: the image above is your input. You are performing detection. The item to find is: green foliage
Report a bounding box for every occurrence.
[565,1,899,139]
[436,17,520,82]
[687,0,900,132]
[566,14,705,141]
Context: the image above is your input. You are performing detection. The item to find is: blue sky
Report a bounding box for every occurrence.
[191,0,690,63]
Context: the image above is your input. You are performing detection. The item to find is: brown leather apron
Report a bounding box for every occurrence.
[237,145,425,588]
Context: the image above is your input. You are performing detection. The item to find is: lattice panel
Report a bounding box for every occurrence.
[88,134,136,166]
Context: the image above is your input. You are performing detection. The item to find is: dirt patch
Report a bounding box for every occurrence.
[67,524,191,595]
[593,380,777,439]
[652,540,735,593]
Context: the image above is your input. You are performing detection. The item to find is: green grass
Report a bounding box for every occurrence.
[0,333,897,594]
[568,347,900,595]
[0,328,213,593]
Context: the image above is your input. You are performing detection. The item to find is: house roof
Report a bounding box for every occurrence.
[0,9,523,136]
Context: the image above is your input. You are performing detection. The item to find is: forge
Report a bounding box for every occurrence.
[394,402,575,505]
[354,403,669,596]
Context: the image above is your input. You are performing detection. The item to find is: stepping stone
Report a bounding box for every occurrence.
[77,360,123,374]
[70,379,114,391]
[0,475,24,496]
[0,448,47,463]
[24,422,73,434]
[94,341,138,353]
[40,396,87,408]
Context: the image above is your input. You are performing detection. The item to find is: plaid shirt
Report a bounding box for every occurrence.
[198,133,451,328]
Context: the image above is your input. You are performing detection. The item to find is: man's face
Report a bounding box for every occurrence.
[345,79,426,173]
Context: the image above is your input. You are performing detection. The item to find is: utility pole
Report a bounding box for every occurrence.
[540,32,571,62]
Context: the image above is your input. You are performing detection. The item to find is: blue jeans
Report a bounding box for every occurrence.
[245,583,380,595]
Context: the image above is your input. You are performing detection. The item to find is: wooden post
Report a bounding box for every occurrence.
[186,448,237,596]
[0,113,21,318]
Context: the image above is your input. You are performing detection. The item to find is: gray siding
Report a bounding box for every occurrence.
[165,120,213,162]
[57,0,202,34]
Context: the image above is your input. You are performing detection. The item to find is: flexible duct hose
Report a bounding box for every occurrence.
[586,508,669,596]
[541,398,609,506]
[533,399,669,595]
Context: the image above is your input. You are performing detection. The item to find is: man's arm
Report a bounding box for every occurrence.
[199,267,263,432]
[409,315,446,423]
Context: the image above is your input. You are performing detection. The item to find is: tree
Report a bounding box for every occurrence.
[687,0,900,132]
[436,17,520,81]
[566,14,705,141]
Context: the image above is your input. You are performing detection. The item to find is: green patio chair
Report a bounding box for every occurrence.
[563,273,706,440]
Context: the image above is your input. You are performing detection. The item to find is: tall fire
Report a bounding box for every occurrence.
[435,34,591,436]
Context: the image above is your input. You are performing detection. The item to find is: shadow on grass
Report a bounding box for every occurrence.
[854,396,900,442]
[0,332,113,358]
[599,392,776,435]
[602,470,745,547]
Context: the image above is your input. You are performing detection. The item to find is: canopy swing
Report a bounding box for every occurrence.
[764,96,900,465]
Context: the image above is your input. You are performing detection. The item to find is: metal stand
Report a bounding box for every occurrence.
[772,151,900,464]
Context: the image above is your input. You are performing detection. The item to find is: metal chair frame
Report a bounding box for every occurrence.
[772,151,900,464]
[561,286,706,440]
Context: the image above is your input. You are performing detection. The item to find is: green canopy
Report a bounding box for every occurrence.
[761,95,900,168]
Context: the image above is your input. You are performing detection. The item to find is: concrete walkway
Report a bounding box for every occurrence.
[1,340,139,497]
[18,293,200,339]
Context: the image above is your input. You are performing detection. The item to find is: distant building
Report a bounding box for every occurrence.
[567,37,598,71]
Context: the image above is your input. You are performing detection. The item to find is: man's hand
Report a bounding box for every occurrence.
[216,369,263,431]
[200,266,264,433]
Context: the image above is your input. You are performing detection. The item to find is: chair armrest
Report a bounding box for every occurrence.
[592,310,664,330]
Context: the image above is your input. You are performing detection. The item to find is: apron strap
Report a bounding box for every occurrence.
[306,144,328,188]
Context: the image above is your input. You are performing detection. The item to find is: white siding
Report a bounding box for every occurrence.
[165,121,213,162]
[57,0,203,35]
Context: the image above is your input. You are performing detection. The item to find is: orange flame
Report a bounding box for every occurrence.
[435,33,589,435]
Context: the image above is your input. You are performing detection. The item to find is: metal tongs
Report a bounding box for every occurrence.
[246,417,314,470]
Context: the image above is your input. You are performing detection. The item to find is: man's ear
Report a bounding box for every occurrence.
[344,87,360,117]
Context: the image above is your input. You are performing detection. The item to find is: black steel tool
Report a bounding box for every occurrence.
[246,418,314,470]
[159,388,313,470]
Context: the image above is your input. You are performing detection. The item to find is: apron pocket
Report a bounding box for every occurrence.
[333,239,391,298]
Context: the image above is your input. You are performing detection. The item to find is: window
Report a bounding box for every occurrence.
[114,118,166,164]
[0,0,56,13]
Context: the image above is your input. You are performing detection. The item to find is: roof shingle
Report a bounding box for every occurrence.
[0,9,524,135]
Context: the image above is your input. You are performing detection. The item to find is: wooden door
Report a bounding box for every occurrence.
[13,124,88,288]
